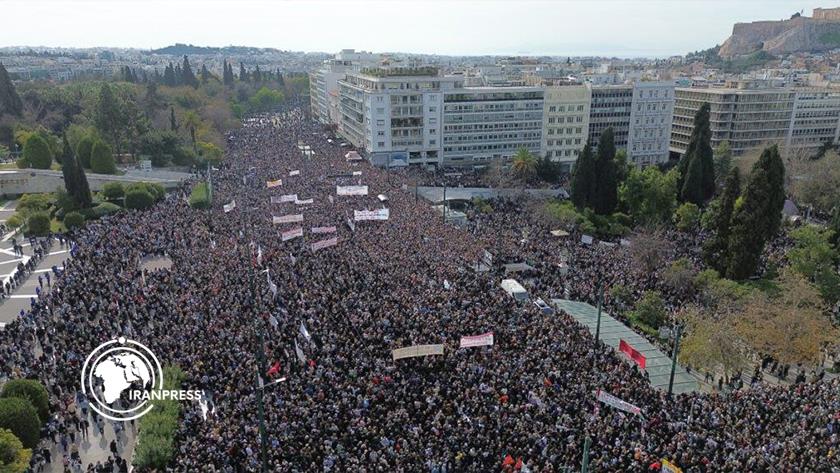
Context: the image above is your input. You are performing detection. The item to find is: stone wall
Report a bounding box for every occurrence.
[814,7,840,21]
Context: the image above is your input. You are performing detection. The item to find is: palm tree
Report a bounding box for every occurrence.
[182,111,202,152]
[511,147,537,180]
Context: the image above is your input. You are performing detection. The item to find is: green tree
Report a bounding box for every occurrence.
[26,212,50,237]
[681,144,705,205]
[89,140,116,174]
[0,398,40,449]
[673,202,700,231]
[535,154,561,183]
[757,145,786,236]
[63,211,84,229]
[101,182,125,202]
[618,166,679,225]
[678,103,714,203]
[713,140,732,186]
[613,149,630,184]
[592,127,617,215]
[94,83,128,155]
[59,134,91,208]
[125,189,154,210]
[703,167,740,271]
[570,143,595,209]
[75,135,94,169]
[829,206,840,249]
[196,141,222,165]
[181,56,199,88]
[726,167,771,279]
[511,147,537,180]
[788,226,840,304]
[247,87,284,113]
[22,134,51,169]
[0,428,32,473]
[631,291,667,329]
[0,63,23,117]
[0,380,49,423]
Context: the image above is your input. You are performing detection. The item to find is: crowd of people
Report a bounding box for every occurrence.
[0,102,838,472]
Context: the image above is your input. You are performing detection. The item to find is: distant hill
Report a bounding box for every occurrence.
[719,8,840,58]
[149,43,280,55]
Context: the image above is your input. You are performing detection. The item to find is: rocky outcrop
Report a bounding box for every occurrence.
[719,12,840,58]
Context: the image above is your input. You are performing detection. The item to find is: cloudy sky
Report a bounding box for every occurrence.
[0,0,817,57]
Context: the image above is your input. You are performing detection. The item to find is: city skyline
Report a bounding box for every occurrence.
[0,0,818,57]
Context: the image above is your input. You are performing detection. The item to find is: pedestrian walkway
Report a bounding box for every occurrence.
[553,299,700,394]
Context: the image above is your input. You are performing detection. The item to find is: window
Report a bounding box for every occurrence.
[377,108,384,114]
[429,117,437,124]
[377,131,385,136]
[378,141,385,147]
[429,107,437,113]
[430,129,436,135]
[429,139,436,145]
[376,119,385,126]
[550,106,556,112]
[376,96,384,102]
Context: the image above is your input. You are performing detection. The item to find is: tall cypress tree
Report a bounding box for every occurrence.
[592,127,617,215]
[726,166,771,280]
[570,143,595,209]
[757,145,785,236]
[681,148,705,206]
[163,63,176,86]
[200,64,210,84]
[829,206,840,250]
[60,135,79,200]
[678,103,714,202]
[170,106,178,132]
[0,62,23,117]
[703,167,740,271]
[182,55,198,88]
[253,65,262,83]
[239,63,249,82]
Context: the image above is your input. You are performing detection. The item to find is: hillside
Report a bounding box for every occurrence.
[150,43,280,56]
[719,9,840,57]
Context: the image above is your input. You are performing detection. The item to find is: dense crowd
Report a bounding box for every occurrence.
[0,103,838,472]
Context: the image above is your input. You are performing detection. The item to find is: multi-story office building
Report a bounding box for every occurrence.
[337,67,460,166]
[588,84,633,152]
[442,86,544,166]
[786,89,840,154]
[310,50,380,125]
[542,83,591,171]
[627,81,675,166]
[671,83,796,156]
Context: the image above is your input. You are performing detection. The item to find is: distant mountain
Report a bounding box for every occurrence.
[719,7,840,58]
[149,43,280,55]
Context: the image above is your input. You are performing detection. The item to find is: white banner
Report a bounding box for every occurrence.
[289,170,300,176]
[459,332,494,348]
[294,339,306,364]
[278,194,298,203]
[352,171,362,176]
[596,389,641,415]
[299,321,311,341]
[266,179,282,188]
[311,226,337,234]
[392,344,445,361]
[223,200,236,213]
[273,214,304,224]
[311,237,338,252]
[337,185,368,196]
[295,198,314,205]
[281,227,303,241]
[354,208,390,221]
[581,234,594,245]
[328,195,334,204]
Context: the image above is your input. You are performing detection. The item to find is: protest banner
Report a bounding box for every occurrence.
[311,226,337,234]
[352,171,362,176]
[281,227,303,241]
[581,234,594,245]
[392,344,445,361]
[311,237,338,252]
[295,198,314,205]
[661,460,683,473]
[596,389,641,415]
[289,170,300,176]
[223,200,236,213]
[619,339,646,369]
[459,332,494,348]
[337,185,368,196]
[266,179,282,188]
[354,208,390,221]
[273,214,304,224]
[280,194,298,203]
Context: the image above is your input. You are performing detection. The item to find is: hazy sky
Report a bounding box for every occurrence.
[0,0,822,57]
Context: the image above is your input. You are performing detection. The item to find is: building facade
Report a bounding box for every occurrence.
[588,84,633,152]
[671,84,796,156]
[542,83,591,172]
[442,86,544,166]
[786,89,840,154]
[309,50,380,125]
[627,81,675,166]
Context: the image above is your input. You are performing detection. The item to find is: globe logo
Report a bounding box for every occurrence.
[80,337,164,422]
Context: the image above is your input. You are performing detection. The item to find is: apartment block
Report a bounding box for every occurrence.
[310,50,380,125]
[588,84,633,152]
[627,81,675,166]
[671,84,796,156]
[542,83,591,172]
[786,89,840,154]
[442,86,544,166]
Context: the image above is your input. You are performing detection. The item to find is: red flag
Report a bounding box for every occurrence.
[619,339,646,369]
[502,454,514,467]
[267,361,281,377]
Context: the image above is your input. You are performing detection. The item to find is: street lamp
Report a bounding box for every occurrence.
[667,324,684,396]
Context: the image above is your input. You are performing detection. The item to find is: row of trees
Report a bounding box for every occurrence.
[0,379,50,471]
[570,128,619,215]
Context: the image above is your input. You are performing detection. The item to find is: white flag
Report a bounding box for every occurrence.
[294,339,306,364]
[268,314,279,328]
[223,200,236,213]
[289,253,297,265]
[289,170,300,176]
[299,321,311,341]
[256,245,263,266]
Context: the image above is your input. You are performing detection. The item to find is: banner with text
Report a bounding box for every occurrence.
[266,179,282,188]
[618,339,646,370]
[223,200,236,213]
[289,170,300,176]
[459,332,494,348]
[281,227,303,241]
[311,226,337,234]
[354,208,390,221]
[311,237,338,252]
[596,389,641,416]
[337,185,369,196]
[273,214,304,224]
[392,344,445,361]
[295,198,314,205]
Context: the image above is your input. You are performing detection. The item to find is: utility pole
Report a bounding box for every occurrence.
[442,183,447,224]
[581,436,591,473]
[594,283,604,342]
[667,324,684,396]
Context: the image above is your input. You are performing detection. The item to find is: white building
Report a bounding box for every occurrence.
[787,89,840,155]
[542,83,591,171]
[309,50,380,125]
[627,81,675,166]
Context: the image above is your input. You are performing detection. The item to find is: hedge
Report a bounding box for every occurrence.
[125,189,154,210]
[25,212,50,237]
[63,211,85,230]
[126,182,165,202]
[0,398,41,449]
[22,135,52,170]
[101,182,125,202]
[90,141,116,174]
[0,380,49,424]
[0,428,31,473]
[133,366,186,470]
[188,182,210,209]
[92,202,122,217]
[76,135,95,169]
